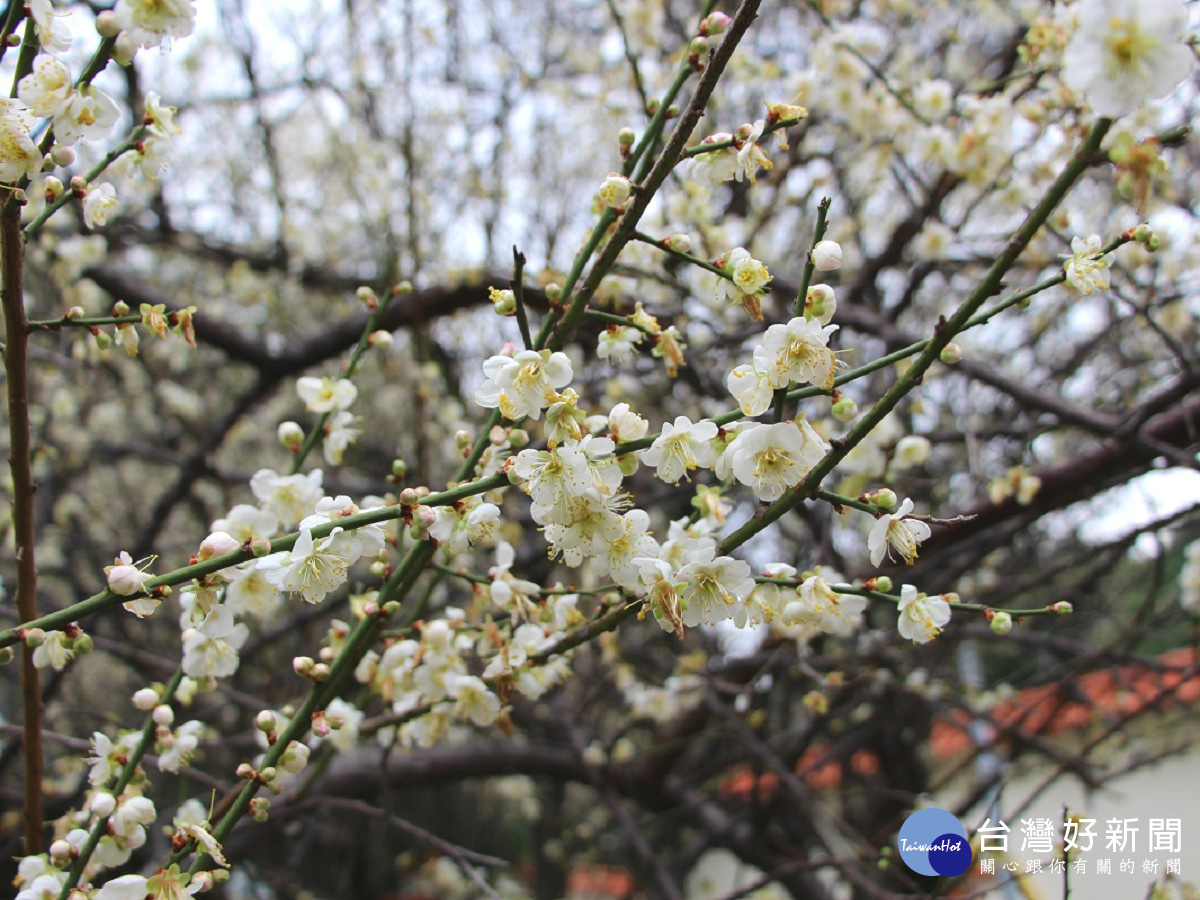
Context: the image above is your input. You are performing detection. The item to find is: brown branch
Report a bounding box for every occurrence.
[2,198,43,852]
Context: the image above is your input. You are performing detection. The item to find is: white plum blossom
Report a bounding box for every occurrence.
[677,548,755,627]
[259,526,370,603]
[727,419,829,500]
[597,173,632,209]
[447,674,501,727]
[429,499,500,554]
[608,402,648,443]
[716,248,773,319]
[53,86,120,145]
[726,363,774,417]
[83,183,121,229]
[17,56,73,118]
[475,349,574,421]
[641,416,719,484]
[322,410,360,465]
[1061,0,1193,118]
[541,490,627,566]
[250,468,323,527]
[868,498,933,566]
[755,316,839,391]
[597,324,644,363]
[29,0,72,53]
[115,0,197,48]
[734,120,772,183]
[896,584,952,643]
[489,541,541,618]
[0,101,40,183]
[212,503,279,541]
[590,508,660,588]
[1061,234,1111,295]
[687,132,738,183]
[94,875,150,900]
[181,605,248,678]
[89,730,141,785]
[296,375,357,413]
[31,630,75,670]
[157,720,205,773]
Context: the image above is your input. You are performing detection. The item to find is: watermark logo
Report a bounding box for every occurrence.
[898,808,972,877]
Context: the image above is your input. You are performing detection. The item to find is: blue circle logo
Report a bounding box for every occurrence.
[897,808,971,877]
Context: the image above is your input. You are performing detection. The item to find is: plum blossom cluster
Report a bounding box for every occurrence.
[294,374,363,465]
[4,3,192,232]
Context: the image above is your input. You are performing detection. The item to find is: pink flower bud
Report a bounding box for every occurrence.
[107,564,150,596]
[198,531,241,560]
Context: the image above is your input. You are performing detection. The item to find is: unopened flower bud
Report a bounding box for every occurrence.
[867,488,897,510]
[874,575,893,593]
[688,36,709,66]
[250,537,273,558]
[249,797,270,822]
[894,435,932,468]
[398,488,419,507]
[831,396,858,422]
[700,11,731,35]
[507,428,530,447]
[369,329,393,349]
[51,145,76,167]
[489,425,509,446]
[107,564,149,596]
[49,839,73,862]
[259,766,277,782]
[94,331,113,350]
[544,283,563,303]
[489,287,516,316]
[73,633,94,654]
[310,663,330,681]
[95,10,119,36]
[0,647,12,665]
[69,175,88,195]
[618,126,635,147]
[989,610,1013,635]
[356,286,379,309]
[665,233,692,253]
[939,342,962,365]
[277,421,304,452]
[811,240,843,271]
[415,506,436,529]
[198,530,240,561]
[236,763,256,781]
[152,704,174,726]
[190,872,216,892]
[393,280,413,296]
[804,283,837,324]
[90,791,116,817]
[292,656,314,677]
[390,459,408,481]
[1050,601,1073,616]
[454,430,473,450]
[645,97,660,115]
[66,306,85,320]
[255,710,276,732]
[311,712,331,737]
[134,688,160,711]
[23,627,46,647]
[44,175,64,201]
